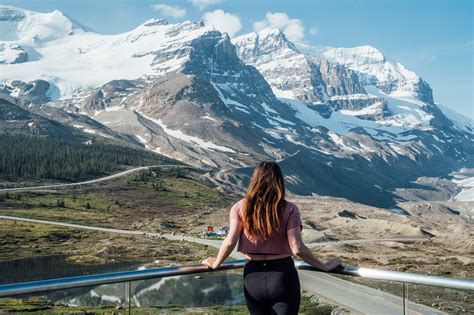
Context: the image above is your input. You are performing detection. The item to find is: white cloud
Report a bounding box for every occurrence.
[253,12,305,43]
[190,0,221,10]
[309,27,318,36]
[203,10,242,38]
[151,4,186,18]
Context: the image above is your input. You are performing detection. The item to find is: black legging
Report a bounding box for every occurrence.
[243,256,301,315]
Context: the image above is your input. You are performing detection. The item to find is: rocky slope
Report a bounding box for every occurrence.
[0,96,87,140]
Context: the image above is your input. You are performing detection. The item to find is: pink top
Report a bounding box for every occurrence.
[230,199,303,255]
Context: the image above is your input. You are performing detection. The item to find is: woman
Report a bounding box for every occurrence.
[202,161,342,314]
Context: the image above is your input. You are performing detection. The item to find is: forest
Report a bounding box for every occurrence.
[0,134,177,181]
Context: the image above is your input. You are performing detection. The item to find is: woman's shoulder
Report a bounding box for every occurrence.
[229,199,245,218]
[284,200,298,210]
[233,198,245,208]
[283,200,300,216]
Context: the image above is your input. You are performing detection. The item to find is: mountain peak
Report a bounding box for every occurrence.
[257,27,284,37]
[232,27,298,62]
[140,17,169,27]
[352,45,386,62]
[51,9,65,16]
[0,5,89,43]
[312,44,434,101]
[321,45,386,64]
[234,27,294,47]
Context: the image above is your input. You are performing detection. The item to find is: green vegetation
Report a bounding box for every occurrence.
[0,134,177,181]
[0,220,216,264]
[0,190,114,226]
[0,297,246,314]
[300,295,334,314]
[127,168,227,210]
[0,294,333,314]
[0,168,229,229]
[0,169,228,263]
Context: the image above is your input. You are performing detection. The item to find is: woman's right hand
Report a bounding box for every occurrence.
[288,226,344,272]
[324,258,342,271]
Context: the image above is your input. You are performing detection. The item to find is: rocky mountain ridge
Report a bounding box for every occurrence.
[1,5,473,207]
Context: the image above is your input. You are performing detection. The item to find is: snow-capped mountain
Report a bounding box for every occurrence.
[1,5,473,208]
[0,5,90,65]
[0,5,219,98]
[233,29,438,131]
[233,28,369,111]
[303,44,434,102]
[233,27,473,157]
[0,6,89,43]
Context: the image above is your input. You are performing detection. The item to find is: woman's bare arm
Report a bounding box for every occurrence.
[202,218,242,269]
[287,226,341,272]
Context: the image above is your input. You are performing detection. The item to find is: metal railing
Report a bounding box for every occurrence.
[1,260,473,298]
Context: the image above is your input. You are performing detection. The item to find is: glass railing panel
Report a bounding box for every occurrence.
[1,264,473,314]
[0,282,129,314]
[131,269,245,313]
[0,255,141,285]
[405,283,474,314]
[0,271,247,314]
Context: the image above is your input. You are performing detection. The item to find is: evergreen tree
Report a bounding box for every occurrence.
[56,199,65,208]
[0,134,178,181]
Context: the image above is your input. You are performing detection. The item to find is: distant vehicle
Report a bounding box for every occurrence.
[206,225,228,237]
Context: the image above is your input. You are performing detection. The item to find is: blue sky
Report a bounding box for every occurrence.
[4,0,473,117]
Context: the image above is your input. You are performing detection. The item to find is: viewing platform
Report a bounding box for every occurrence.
[1,260,473,314]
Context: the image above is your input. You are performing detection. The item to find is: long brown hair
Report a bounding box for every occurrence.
[243,161,286,241]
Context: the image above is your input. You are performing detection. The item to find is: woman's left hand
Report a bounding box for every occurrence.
[202,257,217,269]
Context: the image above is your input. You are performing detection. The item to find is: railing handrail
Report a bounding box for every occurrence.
[0,260,473,297]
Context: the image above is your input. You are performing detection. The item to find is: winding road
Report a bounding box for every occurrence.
[307,237,429,248]
[0,164,193,192]
[0,215,444,314]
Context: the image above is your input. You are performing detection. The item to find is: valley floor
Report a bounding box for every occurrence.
[0,168,472,313]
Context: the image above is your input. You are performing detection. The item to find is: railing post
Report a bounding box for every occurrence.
[125,281,131,314]
[402,281,407,315]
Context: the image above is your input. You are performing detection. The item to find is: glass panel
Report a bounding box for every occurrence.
[405,283,474,314]
[0,271,375,314]
[0,255,140,285]
[0,270,246,314]
[0,282,129,313]
[131,269,245,313]
[4,270,471,314]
